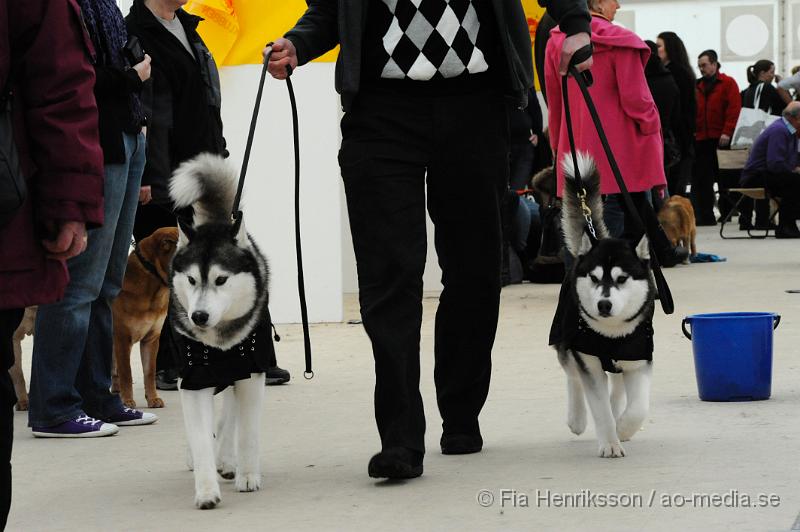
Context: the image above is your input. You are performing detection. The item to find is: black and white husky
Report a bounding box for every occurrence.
[553,153,655,458]
[169,153,269,508]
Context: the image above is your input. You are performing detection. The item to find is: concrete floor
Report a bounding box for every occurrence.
[7,224,800,532]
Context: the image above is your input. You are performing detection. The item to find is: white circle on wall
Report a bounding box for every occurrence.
[726,14,769,57]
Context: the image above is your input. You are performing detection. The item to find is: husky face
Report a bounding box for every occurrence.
[171,223,263,333]
[574,236,652,338]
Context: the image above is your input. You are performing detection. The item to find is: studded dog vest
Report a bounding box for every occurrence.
[173,321,274,393]
[550,276,654,373]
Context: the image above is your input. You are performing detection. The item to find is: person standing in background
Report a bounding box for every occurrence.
[693,49,741,226]
[1,0,106,524]
[27,0,158,438]
[657,32,696,197]
[126,0,290,389]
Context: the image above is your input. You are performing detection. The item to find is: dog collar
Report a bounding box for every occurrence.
[134,242,169,287]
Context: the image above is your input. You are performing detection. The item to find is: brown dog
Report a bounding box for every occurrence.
[9,307,36,411]
[112,227,178,409]
[658,196,697,259]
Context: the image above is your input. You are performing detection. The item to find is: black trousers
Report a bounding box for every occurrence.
[339,87,508,453]
[747,171,800,224]
[691,139,720,224]
[1,308,23,531]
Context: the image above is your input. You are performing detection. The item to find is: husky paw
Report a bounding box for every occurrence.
[194,490,221,510]
[598,441,626,458]
[235,472,262,492]
[217,463,236,480]
[567,411,587,436]
[616,414,645,442]
[147,396,165,408]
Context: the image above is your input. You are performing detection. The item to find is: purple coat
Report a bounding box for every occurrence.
[0,0,104,310]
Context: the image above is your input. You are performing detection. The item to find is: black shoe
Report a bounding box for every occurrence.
[265,365,290,385]
[776,223,800,239]
[738,219,752,231]
[753,222,778,231]
[440,433,483,455]
[367,447,423,479]
[156,368,178,391]
[657,245,689,268]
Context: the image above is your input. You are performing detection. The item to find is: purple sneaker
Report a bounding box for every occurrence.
[32,414,119,438]
[104,407,158,426]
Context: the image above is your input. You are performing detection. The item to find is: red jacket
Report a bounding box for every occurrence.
[0,0,104,310]
[696,72,741,141]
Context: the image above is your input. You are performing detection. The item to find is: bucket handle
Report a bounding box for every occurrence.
[682,314,781,340]
[681,318,692,340]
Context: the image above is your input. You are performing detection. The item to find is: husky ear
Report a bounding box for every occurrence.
[177,219,195,247]
[577,232,593,257]
[635,235,650,261]
[230,213,249,246]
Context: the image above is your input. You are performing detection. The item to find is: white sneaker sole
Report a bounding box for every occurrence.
[32,425,119,438]
[115,414,158,426]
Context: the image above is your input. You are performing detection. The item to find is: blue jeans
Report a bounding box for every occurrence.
[28,132,145,427]
[512,195,540,251]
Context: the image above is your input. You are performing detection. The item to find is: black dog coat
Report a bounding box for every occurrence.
[173,321,274,393]
[550,276,654,373]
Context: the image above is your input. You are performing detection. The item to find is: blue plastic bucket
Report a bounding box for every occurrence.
[682,312,780,401]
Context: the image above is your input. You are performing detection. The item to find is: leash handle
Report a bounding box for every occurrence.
[285,73,314,380]
[561,64,675,315]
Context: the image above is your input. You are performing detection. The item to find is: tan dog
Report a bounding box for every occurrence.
[112,227,178,409]
[658,196,697,259]
[9,307,36,411]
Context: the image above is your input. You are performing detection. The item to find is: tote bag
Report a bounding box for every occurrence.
[731,83,779,150]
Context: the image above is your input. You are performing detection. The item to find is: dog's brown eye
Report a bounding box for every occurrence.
[616,276,628,284]
[589,274,600,284]
[188,276,196,286]
[215,276,228,286]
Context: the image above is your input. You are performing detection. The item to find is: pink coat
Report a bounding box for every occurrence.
[545,16,666,196]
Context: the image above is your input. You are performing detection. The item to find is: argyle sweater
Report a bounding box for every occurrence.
[363,0,499,84]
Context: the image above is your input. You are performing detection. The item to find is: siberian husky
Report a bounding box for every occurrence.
[553,153,655,458]
[169,153,270,508]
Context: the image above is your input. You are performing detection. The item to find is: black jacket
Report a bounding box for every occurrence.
[284,0,534,111]
[665,61,697,138]
[93,65,144,164]
[646,63,686,152]
[126,0,225,205]
[741,82,785,116]
[509,87,543,144]
[537,0,591,36]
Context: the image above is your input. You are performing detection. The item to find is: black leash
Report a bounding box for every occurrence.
[231,44,314,378]
[561,45,674,315]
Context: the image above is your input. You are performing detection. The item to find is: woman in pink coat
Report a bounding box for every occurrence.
[544,1,687,265]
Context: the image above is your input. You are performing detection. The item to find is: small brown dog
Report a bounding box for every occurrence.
[112,227,178,409]
[9,307,36,411]
[658,195,697,259]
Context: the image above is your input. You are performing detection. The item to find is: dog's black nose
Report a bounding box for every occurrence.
[192,311,209,326]
[597,300,612,316]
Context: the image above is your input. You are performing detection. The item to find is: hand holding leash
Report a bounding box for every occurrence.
[264,38,298,80]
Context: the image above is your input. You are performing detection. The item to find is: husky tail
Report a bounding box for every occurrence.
[561,152,609,256]
[169,153,238,226]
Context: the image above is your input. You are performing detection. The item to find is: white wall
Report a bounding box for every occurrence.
[619,0,784,90]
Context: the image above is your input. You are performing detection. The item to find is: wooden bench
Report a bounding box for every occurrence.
[719,188,780,239]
